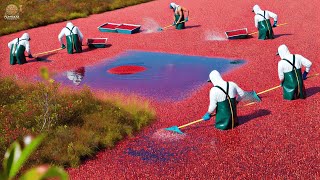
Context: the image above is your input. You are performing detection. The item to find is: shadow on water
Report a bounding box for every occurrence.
[306,86,320,98]
[185,24,201,29]
[82,44,112,53]
[238,109,271,125]
[54,50,246,101]
[274,33,292,38]
[28,53,55,63]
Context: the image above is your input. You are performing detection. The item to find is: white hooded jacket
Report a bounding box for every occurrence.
[8,33,31,55]
[170,2,180,14]
[253,5,278,28]
[277,44,312,81]
[58,22,83,45]
[207,70,244,114]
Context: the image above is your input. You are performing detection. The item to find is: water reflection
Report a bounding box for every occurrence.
[66,67,85,86]
[55,51,246,101]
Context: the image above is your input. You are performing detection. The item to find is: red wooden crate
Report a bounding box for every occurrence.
[116,23,141,34]
[87,38,108,48]
[98,23,121,33]
[225,28,248,39]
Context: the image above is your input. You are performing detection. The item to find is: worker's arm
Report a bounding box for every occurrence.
[233,82,245,97]
[58,28,65,45]
[182,7,189,18]
[230,82,245,102]
[8,39,15,49]
[76,27,84,42]
[202,88,217,121]
[297,54,312,73]
[254,16,259,28]
[278,61,284,83]
[207,88,218,114]
[25,41,31,55]
[176,7,183,24]
[267,10,278,21]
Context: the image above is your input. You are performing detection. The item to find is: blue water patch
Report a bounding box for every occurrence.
[126,148,175,162]
[54,50,245,101]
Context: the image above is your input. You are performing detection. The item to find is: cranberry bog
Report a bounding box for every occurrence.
[53,50,245,101]
[0,0,320,179]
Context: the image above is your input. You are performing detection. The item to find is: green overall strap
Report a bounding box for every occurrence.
[282,55,301,95]
[215,82,236,129]
[12,38,20,56]
[257,11,266,20]
[15,38,29,54]
[15,38,19,51]
[66,26,76,50]
[258,11,271,34]
[282,55,297,71]
[65,26,75,35]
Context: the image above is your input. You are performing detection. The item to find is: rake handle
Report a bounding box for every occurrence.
[257,73,319,95]
[162,19,189,30]
[173,73,319,130]
[243,73,319,106]
[34,48,63,57]
[248,22,288,36]
[178,119,203,129]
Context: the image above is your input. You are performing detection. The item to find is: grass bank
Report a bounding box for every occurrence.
[0,77,156,167]
[0,0,153,36]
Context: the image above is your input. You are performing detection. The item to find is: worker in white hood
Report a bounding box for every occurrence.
[277,44,312,100]
[7,32,33,65]
[202,70,245,130]
[252,5,277,40]
[169,2,189,30]
[58,22,83,54]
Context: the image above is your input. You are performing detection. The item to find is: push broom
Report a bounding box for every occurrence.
[165,73,319,134]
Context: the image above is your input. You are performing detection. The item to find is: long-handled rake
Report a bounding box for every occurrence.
[165,73,319,134]
[248,22,288,36]
[165,90,261,134]
[244,73,319,106]
[157,19,189,31]
[30,48,64,61]
[165,119,204,134]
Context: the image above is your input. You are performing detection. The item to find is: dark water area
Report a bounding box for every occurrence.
[54,50,245,101]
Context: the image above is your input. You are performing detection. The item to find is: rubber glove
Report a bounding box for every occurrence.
[185,17,189,22]
[273,21,277,27]
[303,71,308,80]
[202,112,211,121]
[28,54,33,58]
[280,81,283,87]
[61,44,66,49]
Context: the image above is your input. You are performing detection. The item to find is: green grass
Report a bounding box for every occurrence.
[0,77,156,167]
[0,0,153,36]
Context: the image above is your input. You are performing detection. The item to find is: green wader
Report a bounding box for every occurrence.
[282,55,306,100]
[174,14,185,30]
[66,26,82,54]
[10,38,27,65]
[257,11,274,40]
[214,82,238,130]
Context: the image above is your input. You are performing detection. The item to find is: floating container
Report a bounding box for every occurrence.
[225,28,248,39]
[98,22,121,33]
[116,23,141,34]
[87,38,108,48]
